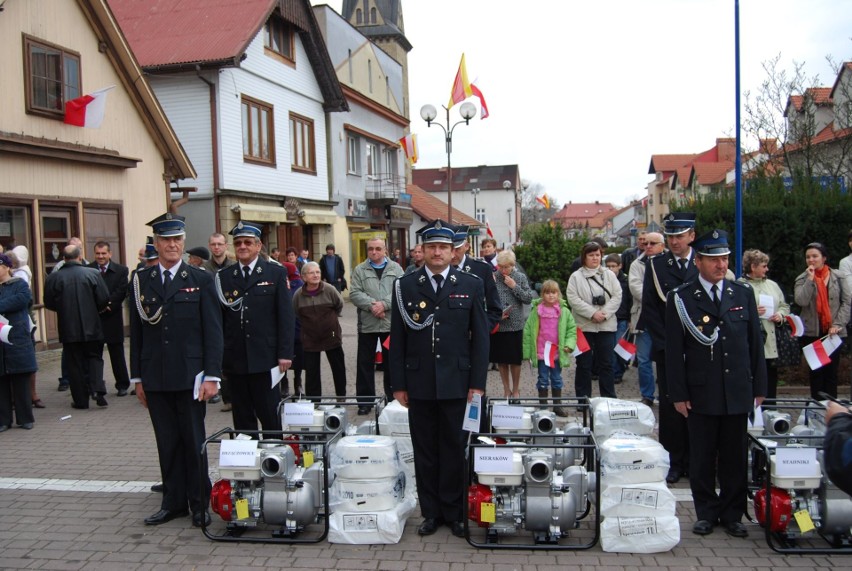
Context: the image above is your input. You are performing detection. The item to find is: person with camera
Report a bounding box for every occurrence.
[566,241,621,399]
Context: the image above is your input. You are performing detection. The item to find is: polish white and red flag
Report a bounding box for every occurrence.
[63,86,114,128]
[0,315,11,345]
[571,328,590,357]
[614,338,637,362]
[543,341,559,367]
[802,338,832,370]
[375,338,383,364]
[785,314,804,337]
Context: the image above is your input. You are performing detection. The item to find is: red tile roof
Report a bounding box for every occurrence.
[692,162,732,185]
[407,184,480,227]
[109,0,276,67]
[786,87,833,115]
[648,154,696,174]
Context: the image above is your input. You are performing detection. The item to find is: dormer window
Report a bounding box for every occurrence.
[264,17,294,64]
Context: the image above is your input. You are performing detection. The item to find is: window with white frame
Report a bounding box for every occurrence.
[476,208,486,223]
[347,135,359,174]
[383,147,397,180]
[365,142,379,178]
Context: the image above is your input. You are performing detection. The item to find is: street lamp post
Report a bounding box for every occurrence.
[471,187,480,222]
[420,102,477,222]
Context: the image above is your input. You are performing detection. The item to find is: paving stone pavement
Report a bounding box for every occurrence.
[0,301,840,569]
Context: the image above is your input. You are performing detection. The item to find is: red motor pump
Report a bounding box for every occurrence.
[753,486,793,532]
[467,483,494,528]
[211,479,234,521]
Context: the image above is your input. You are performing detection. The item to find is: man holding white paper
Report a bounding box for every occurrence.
[216,222,293,437]
[666,230,767,538]
[390,219,489,538]
[129,213,223,528]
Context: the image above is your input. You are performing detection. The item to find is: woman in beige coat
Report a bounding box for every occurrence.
[566,241,621,399]
[740,249,790,399]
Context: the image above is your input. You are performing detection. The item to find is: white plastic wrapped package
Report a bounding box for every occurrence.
[600,515,680,553]
[328,494,417,544]
[378,399,411,437]
[599,432,669,484]
[591,397,656,440]
[331,435,400,479]
[394,436,417,499]
[599,481,676,517]
[330,473,406,512]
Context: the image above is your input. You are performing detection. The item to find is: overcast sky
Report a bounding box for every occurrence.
[315,1,852,207]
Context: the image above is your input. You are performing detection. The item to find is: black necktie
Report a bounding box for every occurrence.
[163,269,172,289]
[433,274,444,294]
[243,266,251,281]
[679,258,688,272]
[711,284,721,309]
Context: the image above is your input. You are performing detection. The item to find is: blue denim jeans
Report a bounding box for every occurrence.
[537,360,563,391]
[635,330,655,400]
[612,320,630,379]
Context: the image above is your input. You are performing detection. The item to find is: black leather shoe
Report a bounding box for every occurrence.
[20,423,34,430]
[71,403,89,410]
[417,518,443,536]
[130,389,136,396]
[666,468,683,484]
[722,521,748,537]
[144,508,188,525]
[57,381,70,392]
[692,519,714,535]
[150,483,164,493]
[0,425,9,433]
[357,406,370,416]
[449,521,465,537]
[192,511,211,527]
[96,395,108,407]
[209,394,222,404]
[117,389,128,397]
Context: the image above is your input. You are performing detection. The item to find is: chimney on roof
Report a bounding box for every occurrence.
[595,200,599,204]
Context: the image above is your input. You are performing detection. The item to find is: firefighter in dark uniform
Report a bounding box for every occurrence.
[130,213,223,528]
[390,219,489,538]
[450,225,503,331]
[665,230,767,537]
[637,212,696,484]
[216,221,294,438]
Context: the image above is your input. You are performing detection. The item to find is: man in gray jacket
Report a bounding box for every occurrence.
[350,237,404,414]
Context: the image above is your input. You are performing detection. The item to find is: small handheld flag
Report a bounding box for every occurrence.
[572,328,590,357]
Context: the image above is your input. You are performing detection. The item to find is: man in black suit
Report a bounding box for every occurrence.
[666,229,766,538]
[637,212,696,484]
[90,241,130,396]
[129,213,223,528]
[450,225,503,331]
[390,219,489,538]
[215,221,293,437]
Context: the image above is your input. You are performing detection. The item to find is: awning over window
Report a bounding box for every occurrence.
[232,204,289,223]
[299,208,336,225]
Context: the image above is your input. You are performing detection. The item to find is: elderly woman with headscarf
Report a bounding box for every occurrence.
[0,254,38,430]
[6,246,42,408]
[794,242,851,399]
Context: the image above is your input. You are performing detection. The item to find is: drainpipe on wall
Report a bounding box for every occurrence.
[197,66,221,233]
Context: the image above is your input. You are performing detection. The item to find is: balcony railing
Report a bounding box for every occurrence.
[365,173,406,202]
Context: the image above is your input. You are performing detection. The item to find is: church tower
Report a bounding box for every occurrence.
[341,0,412,122]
